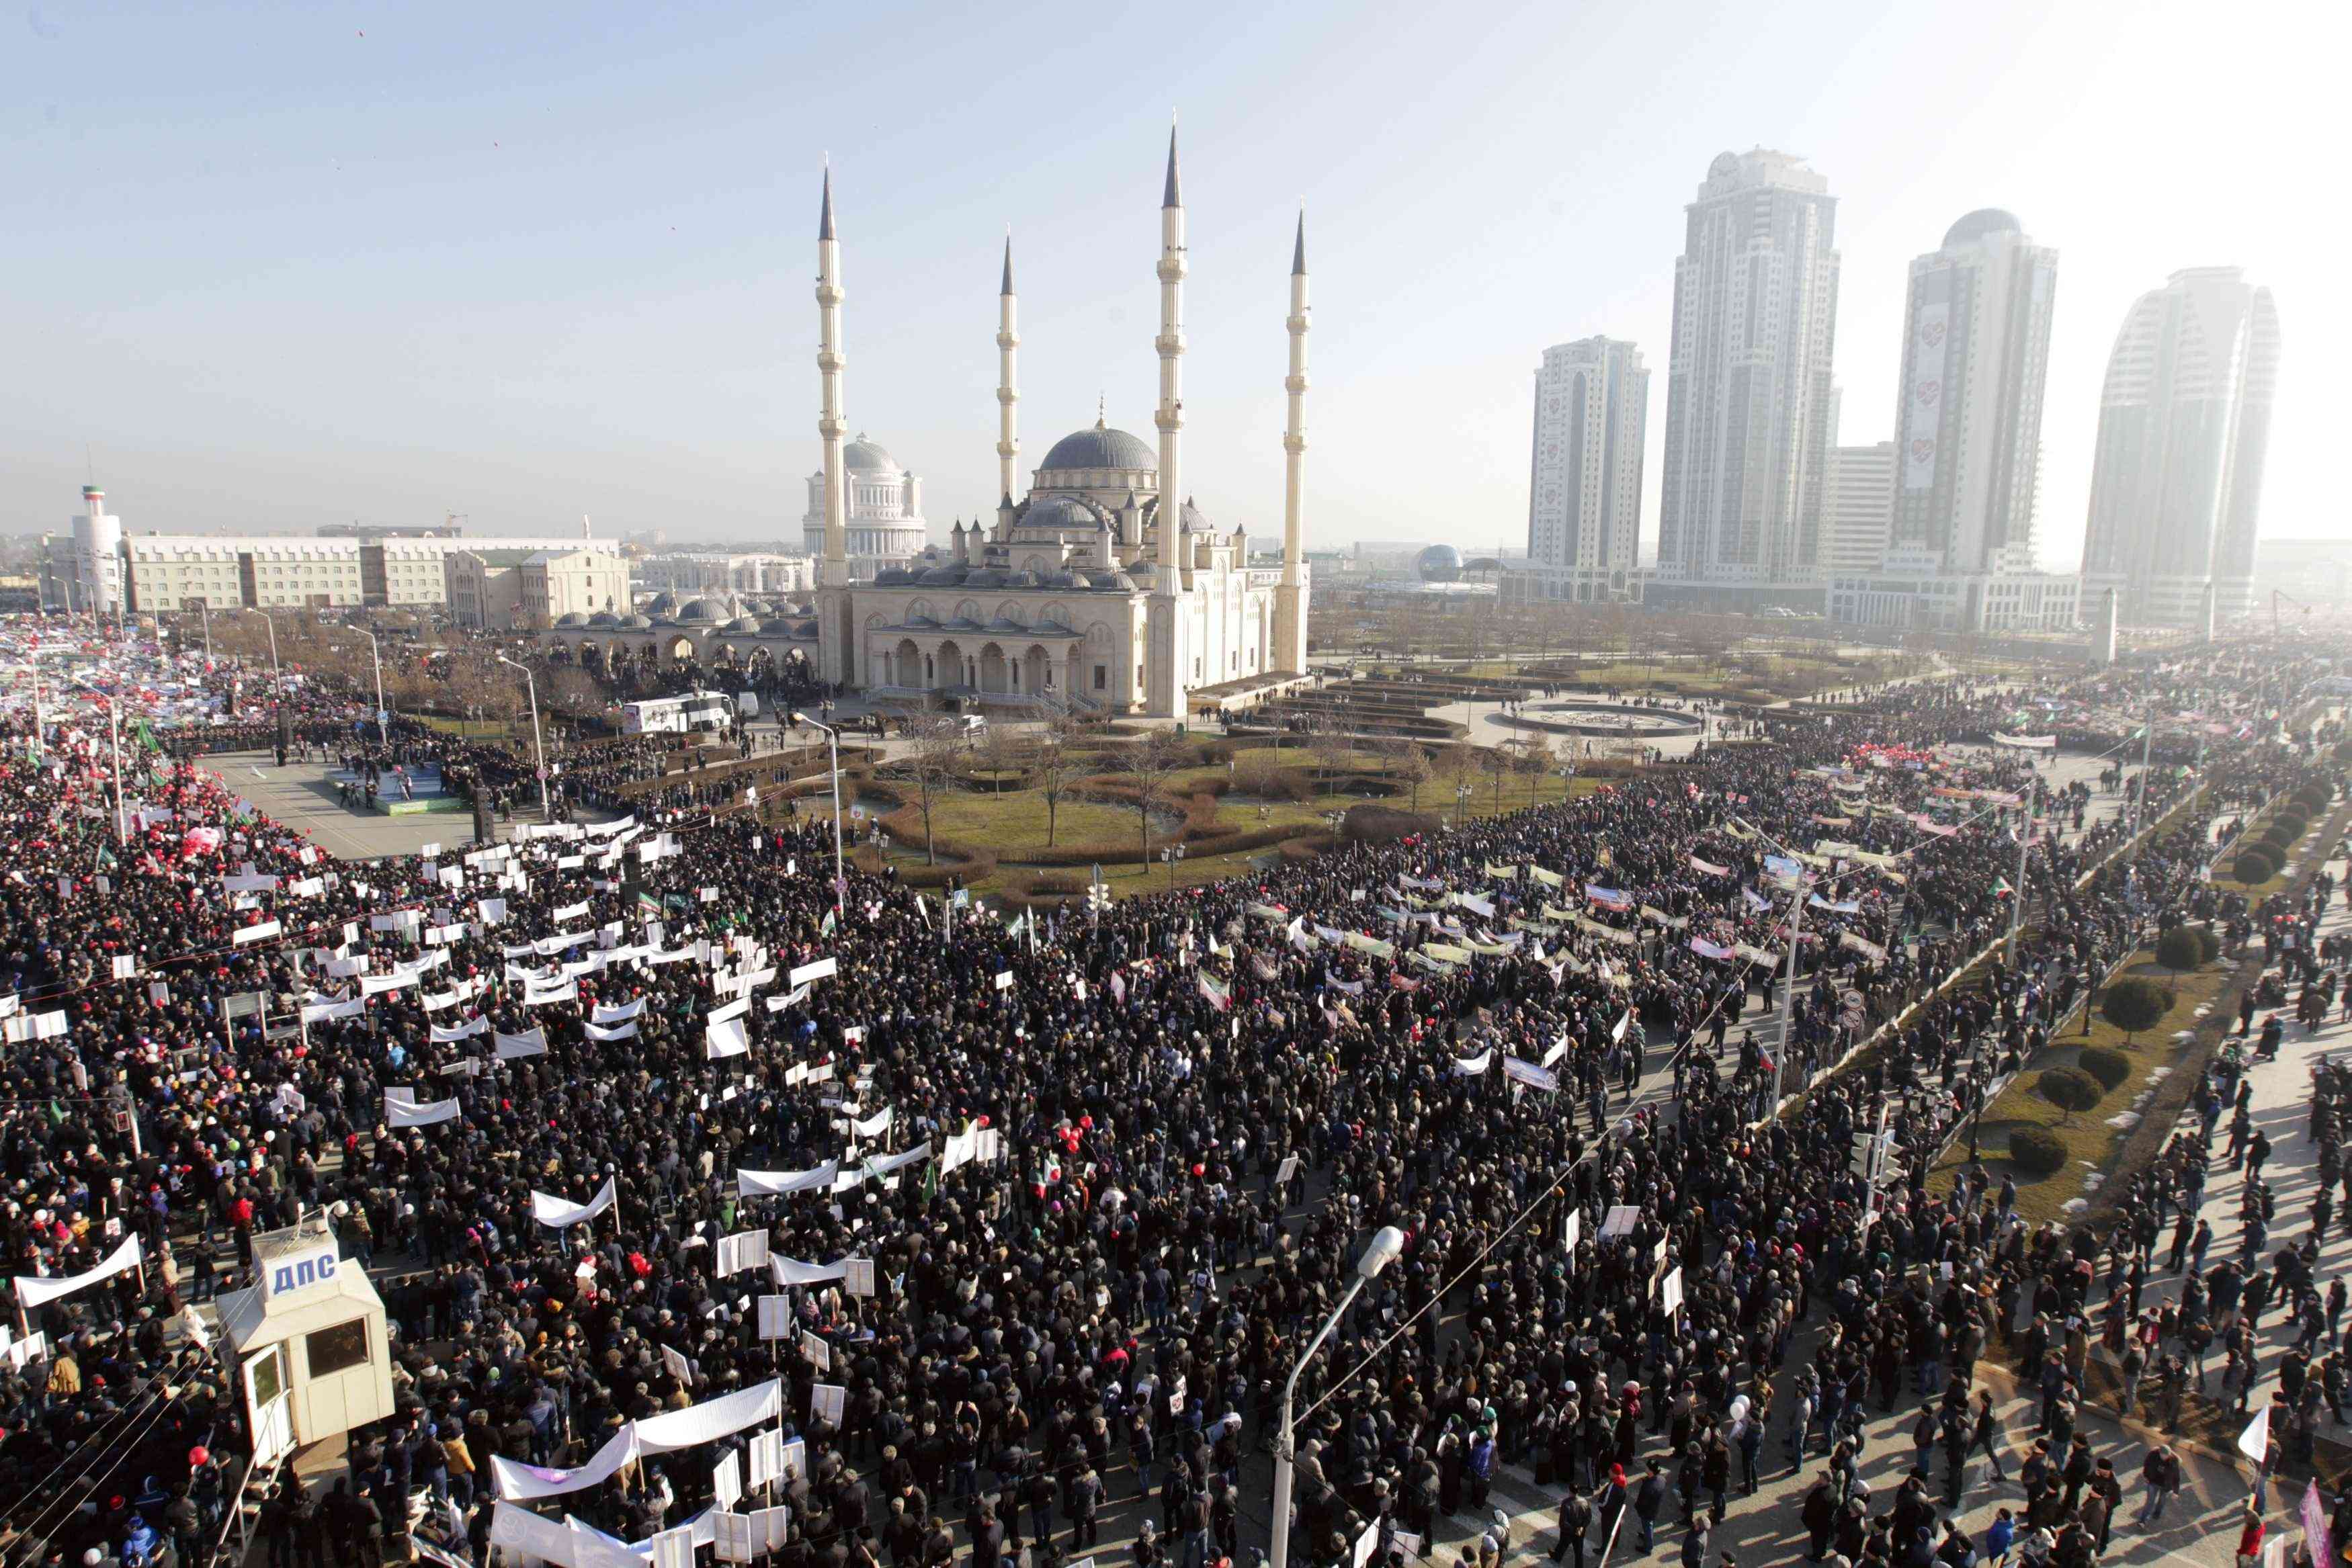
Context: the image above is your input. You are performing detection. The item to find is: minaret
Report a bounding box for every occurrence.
[1145,122,1190,719]
[1272,208,1311,674]
[996,234,1020,509]
[814,167,854,684]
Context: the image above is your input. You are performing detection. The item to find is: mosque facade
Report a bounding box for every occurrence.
[804,132,1314,717]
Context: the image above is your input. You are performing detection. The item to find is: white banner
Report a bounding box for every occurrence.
[738,1162,839,1199]
[531,1178,618,1229]
[1902,301,1949,490]
[384,1090,460,1128]
[14,1235,144,1309]
[495,1027,550,1060]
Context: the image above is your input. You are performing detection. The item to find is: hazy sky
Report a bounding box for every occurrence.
[1,0,2331,568]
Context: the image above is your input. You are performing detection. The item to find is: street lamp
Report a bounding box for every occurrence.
[792,711,846,918]
[1270,1226,1407,1568]
[1454,782,1473,828]
[239,608,280,707]
[1161,842,1187,890]
[493,654,553,824]
[355,627,388,748]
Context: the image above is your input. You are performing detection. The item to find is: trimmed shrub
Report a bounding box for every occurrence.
[2195,924,2223,963]
[2234,846,2280,885]
[2273,812,2308,840]
[2295,784,2331,813]
[2078,1045,2133,1091]
[2035,1067,2103,1116]
[1277,832,1338,864]
[2009,1126,2069,1176]
[2100,977,2171,1041]
[2155,926,2208,975]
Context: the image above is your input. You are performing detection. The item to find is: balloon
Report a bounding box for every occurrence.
[1728,1396,1750,1423]
[187,1446,210,1468]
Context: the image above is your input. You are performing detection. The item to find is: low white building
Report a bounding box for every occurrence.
[1828,547,2080,632]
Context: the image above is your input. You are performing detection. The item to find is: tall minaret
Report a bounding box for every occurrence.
[814,166,854,684]
[996,234,1020,509]
[1272,209,1311,674]
[1146,122,1190,719]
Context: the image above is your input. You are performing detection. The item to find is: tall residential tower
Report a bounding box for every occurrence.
[1889,210,2058,573]
[1654,149,1840,609]
[1519,338,1646,603]
[2079,267,2280,625]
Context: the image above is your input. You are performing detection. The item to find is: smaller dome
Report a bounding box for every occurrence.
[642,591,679,616]
[903,613,937,629]
[1099,572,1137,591]
[675,597,728,623]
[1045,570,1076,589]
[1180,498,1211,533]
[555,611,590,627]
[987,614,1025,632]
[874,567,915,586]
[724,616,763,634]
[1064,570,1093,589]
[1416,545,1464,582]
[741,598,774,615]
[1943,208,2022,248]
[1022,496,1101,532]
[625,615,653,629]
[918,566,964,586]
[964,567,1007,588]
[1009,569,1043,588]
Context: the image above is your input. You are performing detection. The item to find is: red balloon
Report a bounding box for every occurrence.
[188,1446,210,1468]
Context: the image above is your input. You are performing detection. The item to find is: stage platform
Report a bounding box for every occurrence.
[329,765,472,816]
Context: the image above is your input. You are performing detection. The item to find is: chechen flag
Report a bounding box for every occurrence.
[1992,877,2015,899]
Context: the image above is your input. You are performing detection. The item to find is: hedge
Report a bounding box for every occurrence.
[2009,1126,2069,1176]
[2035,1067,2103,1114]
[2234,847,2280,884]
[1342,804,1444,844]
[2078,1046,2134,1091]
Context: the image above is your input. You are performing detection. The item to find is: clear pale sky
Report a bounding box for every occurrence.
[0,0,2330,567]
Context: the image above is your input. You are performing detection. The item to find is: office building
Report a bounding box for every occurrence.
[1824,441,1894,576]
[2080,267,2281,624]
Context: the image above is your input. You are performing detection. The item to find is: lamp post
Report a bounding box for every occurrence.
[1161,842,1187,891]
[792,711,846,918]
[493,654,553,824]
[1270,1226,1407,1568]
[240,609,280,709]
[1731,816,1809,1108]
[356,627,388,748]
[1454,782,1473,829]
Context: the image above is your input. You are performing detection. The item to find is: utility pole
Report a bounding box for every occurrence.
[2008,783,2033,965]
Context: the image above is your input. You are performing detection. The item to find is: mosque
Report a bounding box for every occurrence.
[804,131,1314,717]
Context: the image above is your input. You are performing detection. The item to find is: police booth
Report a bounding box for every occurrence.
[217,1218,395,1469]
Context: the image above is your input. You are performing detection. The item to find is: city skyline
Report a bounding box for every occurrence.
[0,0,2323,570]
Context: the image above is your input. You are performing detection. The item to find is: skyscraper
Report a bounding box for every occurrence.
[1654,149,1840,609]
[2080,267,2281,624]
[1890,210,2058,573]
[1519,337,1647,603]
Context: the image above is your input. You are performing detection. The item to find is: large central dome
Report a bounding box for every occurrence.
[1040,424,1156,472]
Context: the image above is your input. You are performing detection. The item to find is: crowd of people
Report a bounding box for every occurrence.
[0,627,2344,1568]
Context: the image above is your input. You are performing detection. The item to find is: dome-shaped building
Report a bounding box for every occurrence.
[800,433,929,579]
[796,133,1315,716]
[1416,544,1464,582]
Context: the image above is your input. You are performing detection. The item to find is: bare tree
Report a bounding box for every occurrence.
[1117,727,1188,867]
[897,713,968,865]
[1380,736,1433,813]
[1034,707,1087,847]
[1478,743,1511,816]
[1513,734,1557,804]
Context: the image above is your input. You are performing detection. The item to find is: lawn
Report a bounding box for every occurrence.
[1933,953,2234,1228]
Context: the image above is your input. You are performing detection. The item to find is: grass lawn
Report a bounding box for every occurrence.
[853,764,1603,903]
[1933,953,2234,1228]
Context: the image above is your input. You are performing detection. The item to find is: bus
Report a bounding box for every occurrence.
[622,691,737,736]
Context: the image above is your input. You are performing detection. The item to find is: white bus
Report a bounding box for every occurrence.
[622,691,737,736]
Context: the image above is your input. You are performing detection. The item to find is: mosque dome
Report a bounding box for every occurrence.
[1023,496,1104,531]
[1040,424,1156,472]
[555,612,590,628]
[675,598,728,623]
[842,435,902,472]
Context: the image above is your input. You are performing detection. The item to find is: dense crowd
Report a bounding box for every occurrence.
[0,630,2341,1568]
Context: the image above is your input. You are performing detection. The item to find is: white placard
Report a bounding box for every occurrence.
[809,1383,846,1427]
[800,1330,831,1370]
[756,1295,793,1341]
